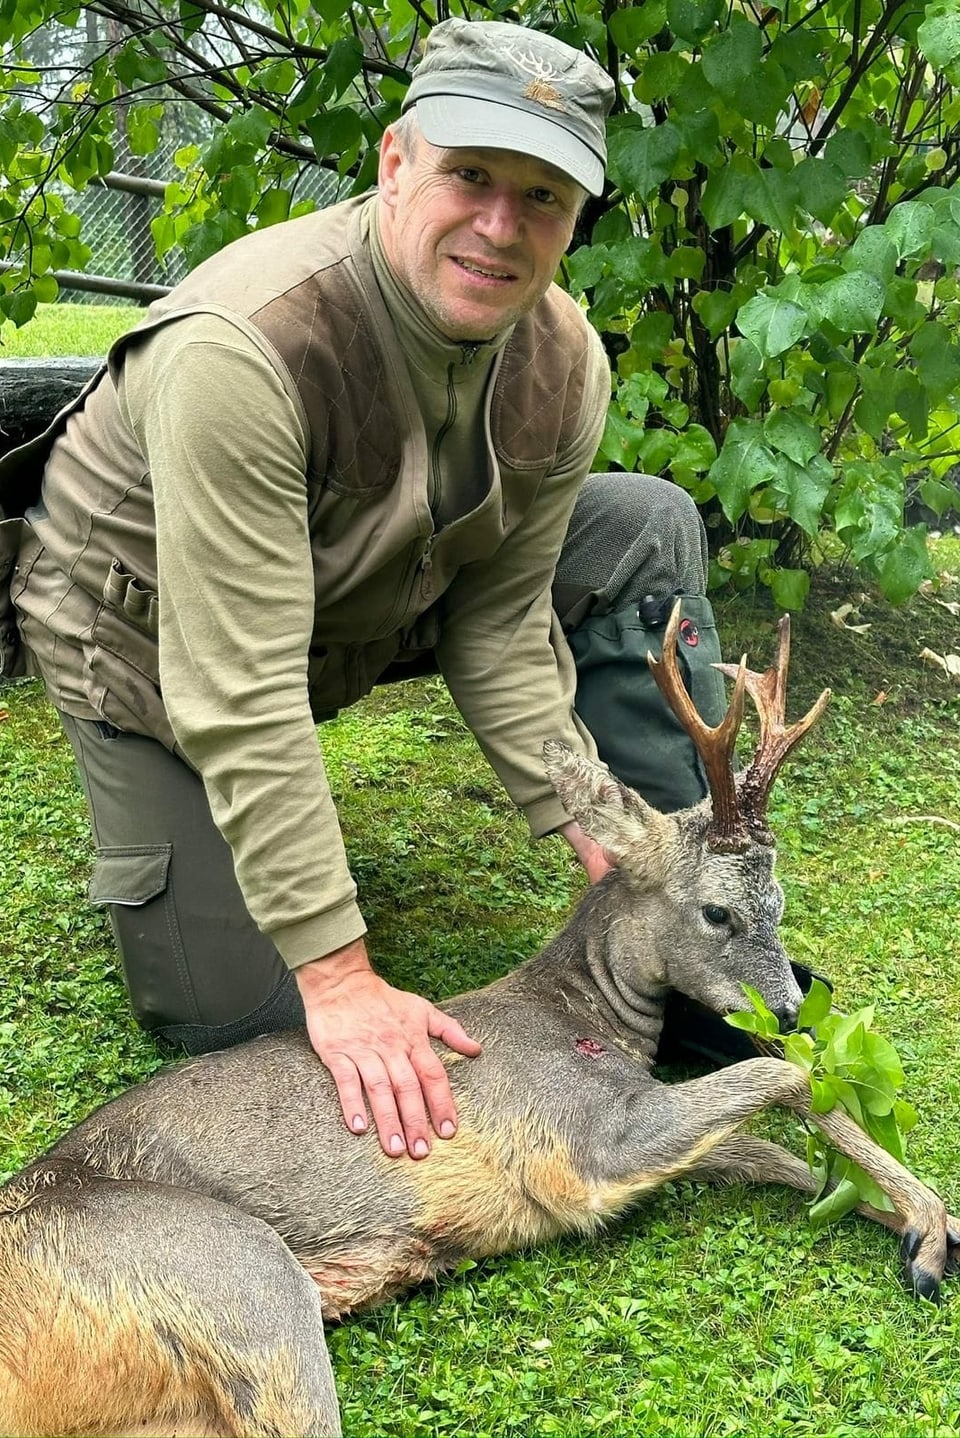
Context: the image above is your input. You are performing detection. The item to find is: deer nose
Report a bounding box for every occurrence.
[775,1001,800,1034]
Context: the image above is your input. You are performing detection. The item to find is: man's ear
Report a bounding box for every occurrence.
[543,740,672,868]
[378,125,403,206]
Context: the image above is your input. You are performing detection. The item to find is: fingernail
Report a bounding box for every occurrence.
[440,1120,456,1139]
[390,1134,405,1155]
[413,1138,429,1159]
[351,1115,366,1133]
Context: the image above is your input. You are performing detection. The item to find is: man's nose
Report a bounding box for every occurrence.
[473,192,523,247]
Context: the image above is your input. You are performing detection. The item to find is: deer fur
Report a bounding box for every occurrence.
[0,621,956,1437]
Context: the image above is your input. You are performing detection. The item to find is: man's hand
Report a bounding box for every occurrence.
[559,819,614,884]
[295,939,482,1160]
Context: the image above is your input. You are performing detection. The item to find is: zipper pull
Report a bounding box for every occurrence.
[420,535,436,599]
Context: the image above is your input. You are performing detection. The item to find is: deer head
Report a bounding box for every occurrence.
[545,606,831,1030]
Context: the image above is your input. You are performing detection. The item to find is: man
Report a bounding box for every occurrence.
[0,19,726,1160]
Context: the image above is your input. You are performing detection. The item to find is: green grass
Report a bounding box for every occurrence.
[3,308,960,1433]
[0,301,139,358]
[2,551,960,1436]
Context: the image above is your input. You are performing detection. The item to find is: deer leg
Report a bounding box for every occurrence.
[798,1102,960,1301]
[623,1060,957,1299]
[683,1134,907,1234]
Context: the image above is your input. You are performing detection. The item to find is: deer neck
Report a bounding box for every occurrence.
[531,876,668,1066]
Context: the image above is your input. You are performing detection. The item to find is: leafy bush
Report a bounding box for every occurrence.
[3,0,960,600]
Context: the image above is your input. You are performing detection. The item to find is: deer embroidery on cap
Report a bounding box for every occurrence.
[508,44,568,110]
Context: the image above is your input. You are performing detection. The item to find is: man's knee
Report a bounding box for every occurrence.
[556,472,709,616]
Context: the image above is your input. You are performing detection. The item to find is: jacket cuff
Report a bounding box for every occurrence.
[524,792,576,840]
[271,899,368,968]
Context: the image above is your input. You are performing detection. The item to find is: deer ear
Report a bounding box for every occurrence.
[543,740,666,860]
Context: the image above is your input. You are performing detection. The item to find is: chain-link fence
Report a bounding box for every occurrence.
[62,144,338,306]
[65,143,185,304]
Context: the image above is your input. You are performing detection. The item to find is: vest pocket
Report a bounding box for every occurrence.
[86,600,177,750]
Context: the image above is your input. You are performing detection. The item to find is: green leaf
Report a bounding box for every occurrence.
[609,1,668,50]
[918,4,960,68]
[638,429,679,475]
[910,321,960,401]
[607,119,683,202]
[809,1074,840,1113]
[798,976,833,1028]
[809,1176,861,1226]
[874,526,936,604]
[634,52,690,104]
[693,288,739,338]
[746,165,799,232]
[768,566,810,610]
[783,1031,816,1069]
[179,0,205,38]
[305,107,364,161]
[709,419,778,521]
[764,409,821,465]
[700,154,759,231]
[674,108,721,163]
[823,129,872,180]
[738,292,808,359]
[255,187,292,228]
[667,0,725,42]
[32,272,58,303]
[671,423,717,473]
[919,476,960,516]
[321,37,364,100]
[729,339,767,410]
[0,287,37,326]
[885,201,936,260]
[701,15,762,96]
[814,272,885,335]
[629,311,675,364]
[793,157,848,226]
[846,227,899,282]
[227,105,274,152]
[825,1008,872,1067]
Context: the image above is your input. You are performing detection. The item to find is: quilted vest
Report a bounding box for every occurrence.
[0,196,595,746]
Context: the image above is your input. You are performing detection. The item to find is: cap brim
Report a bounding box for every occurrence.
[412,94,605,197]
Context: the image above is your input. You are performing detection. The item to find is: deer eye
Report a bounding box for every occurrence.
[703,904,731,926]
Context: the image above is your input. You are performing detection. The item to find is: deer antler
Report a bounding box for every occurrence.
[716,615,831,844]
[646,603,751,852]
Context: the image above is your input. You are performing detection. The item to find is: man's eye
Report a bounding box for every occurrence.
[529,188,557,205]
[703,904,731,926]
[457,168,483,183]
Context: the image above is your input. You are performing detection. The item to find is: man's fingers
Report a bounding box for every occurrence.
[409,1039,461,1142]
[381,1056,435,1159]
[428,1007,483,1057]
[321,1050,371,1138]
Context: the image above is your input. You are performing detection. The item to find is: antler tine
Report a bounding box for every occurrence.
[647,601,751,852]
[716,615,831,840]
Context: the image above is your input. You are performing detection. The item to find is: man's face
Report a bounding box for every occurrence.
[377,125,585,341]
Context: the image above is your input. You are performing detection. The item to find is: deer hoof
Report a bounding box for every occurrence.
[900,1228,943,1305]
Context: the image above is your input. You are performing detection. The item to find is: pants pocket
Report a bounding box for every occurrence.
[88,843,201,1028]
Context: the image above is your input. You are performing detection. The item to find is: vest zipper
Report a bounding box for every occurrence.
[428,345,482,521]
